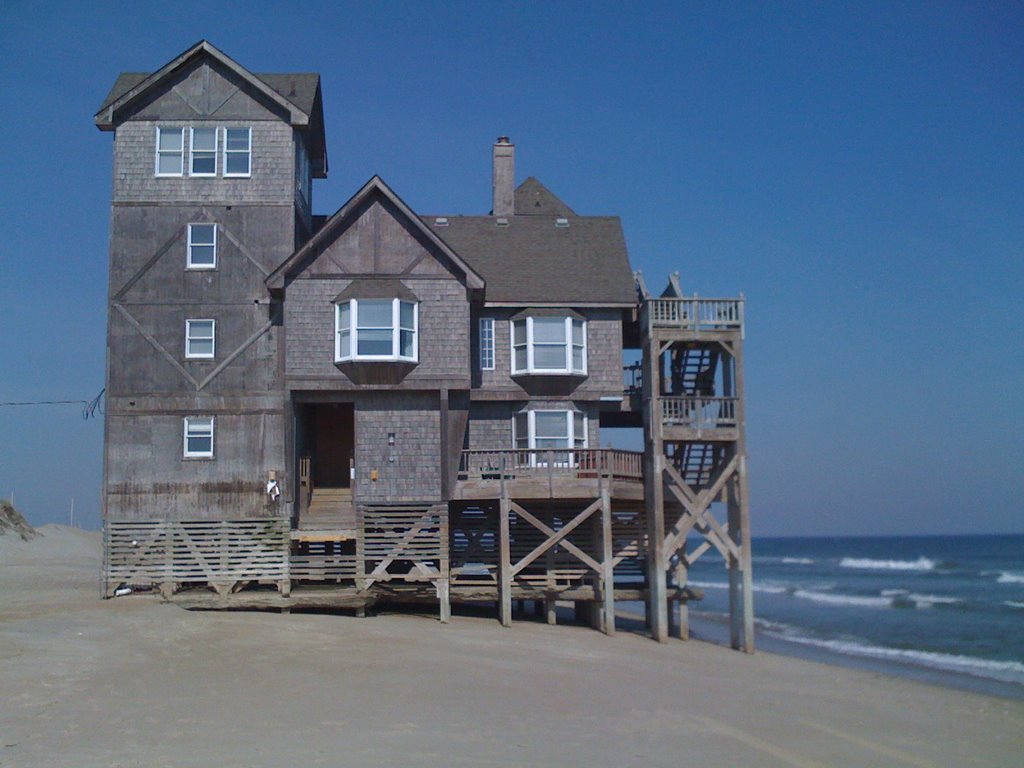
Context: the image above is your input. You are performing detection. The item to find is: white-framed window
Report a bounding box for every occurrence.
[155,127,184,176]
[187,223,217,269]
[335,298,418,362]
[183,416,214,458]
[479,317,495,370]
[189,127,218,176]
[185,319,216,359]
[511,316,586,375]
[223,127,252,177]
[513,409,587,465]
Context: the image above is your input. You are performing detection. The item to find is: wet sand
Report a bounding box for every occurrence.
[1,526,1021,767]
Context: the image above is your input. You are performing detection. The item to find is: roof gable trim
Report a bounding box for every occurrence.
[95,40,309,130]
[266,176,486,291]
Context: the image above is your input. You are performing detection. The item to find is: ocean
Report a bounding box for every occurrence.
[673,534,1024,699]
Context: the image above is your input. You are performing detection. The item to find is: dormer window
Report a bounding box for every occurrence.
[511,314,586,375]
[335,298,418,362]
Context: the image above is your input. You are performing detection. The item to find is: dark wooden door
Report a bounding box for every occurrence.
[312,404,354,487]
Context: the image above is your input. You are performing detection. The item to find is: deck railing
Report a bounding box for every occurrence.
[661,396,738,429]
[645,296,744,336]
[623,362,643,395]
[458,449,643,483]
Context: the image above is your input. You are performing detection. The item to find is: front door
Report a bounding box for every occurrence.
[312,403,354,487]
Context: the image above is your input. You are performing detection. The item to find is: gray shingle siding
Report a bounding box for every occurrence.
[113,121,297,204]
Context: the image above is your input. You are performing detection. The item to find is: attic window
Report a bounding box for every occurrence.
[555,218,569,228]
[434,217,449,227]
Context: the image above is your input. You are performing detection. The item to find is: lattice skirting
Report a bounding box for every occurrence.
[104,518,290,595]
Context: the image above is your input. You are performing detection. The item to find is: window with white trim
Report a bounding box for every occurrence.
[335,298,418,362]
[155,127,184,176]
[187,223,217,269]
[183,416,214,458]
[479,317,495,370]
[511,316,586,375]
[185,319,216,359]
[223,127,252,177]
[189,127,218,176]
[513,410,587,465]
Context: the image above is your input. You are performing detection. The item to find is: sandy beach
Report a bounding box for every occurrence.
[1,527,1021,768]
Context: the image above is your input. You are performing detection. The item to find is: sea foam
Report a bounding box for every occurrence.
[764,628,1024,685]
[782,557,815,565]
[996,571,1024,584]
[793,589,891,608]
[839,556,935,571]
[689,580,787,595]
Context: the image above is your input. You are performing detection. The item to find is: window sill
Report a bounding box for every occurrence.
[511,370,587,377]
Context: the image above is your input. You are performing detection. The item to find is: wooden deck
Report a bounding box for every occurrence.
[453,448,644,501]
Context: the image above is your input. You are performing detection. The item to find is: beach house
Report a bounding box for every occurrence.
[95,40,753,649]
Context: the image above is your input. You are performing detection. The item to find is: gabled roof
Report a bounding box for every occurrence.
[95,40,309,127]
[266,176,486,292]
[421,181,635,306]
[95,40,328,177]
[97,70,322,118]
[513,177,576,217]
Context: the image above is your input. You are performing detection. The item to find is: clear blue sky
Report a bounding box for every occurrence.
[1,1,1021,536]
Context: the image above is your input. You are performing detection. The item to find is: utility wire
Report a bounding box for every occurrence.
[0,388,105,420]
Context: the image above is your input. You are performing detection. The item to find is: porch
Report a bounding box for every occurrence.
[453,448,644,502]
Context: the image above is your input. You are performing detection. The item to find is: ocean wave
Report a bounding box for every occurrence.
[689,580,788,595]
[839,556,935,571]
[762,628,1024,685]
[996,571,1024,584]
[1006,601,1024,610]
[782,557,814,565]
[793,589,891,608]
[881,589,909,597]
[904,594,963,608]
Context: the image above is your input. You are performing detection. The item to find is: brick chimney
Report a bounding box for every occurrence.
[492,136,515,217]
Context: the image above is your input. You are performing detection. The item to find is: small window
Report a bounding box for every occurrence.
[155,127,184,176]
[183,416,214,458]
[185,319,215,359]
[335,298,418,362]
[223,127,251,177]
[510,316,587,375]
[190,127,218,176]
[187,223,217,269]
[479,317,495,370]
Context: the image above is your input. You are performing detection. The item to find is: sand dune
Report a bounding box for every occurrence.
[1,526,1021,767]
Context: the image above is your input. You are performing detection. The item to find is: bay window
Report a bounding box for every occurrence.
[335,298,418,362]
[511,315,586,375]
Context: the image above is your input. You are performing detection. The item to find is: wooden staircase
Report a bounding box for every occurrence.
[295,487,356,540]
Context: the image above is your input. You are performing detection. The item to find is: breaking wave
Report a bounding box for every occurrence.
[996,571,1024,584]
[760,623,1024,685]
[782,557,815,565]
[1006,601,1024,610]
[793,589,891,608]
[839,556,935,571]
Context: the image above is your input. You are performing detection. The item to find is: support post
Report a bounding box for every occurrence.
[499,487,512,628]
[601,486,615,636]
[646,453,668,642]
[439,503,451,624]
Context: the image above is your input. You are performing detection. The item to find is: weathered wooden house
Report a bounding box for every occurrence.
[96,41,753,650]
